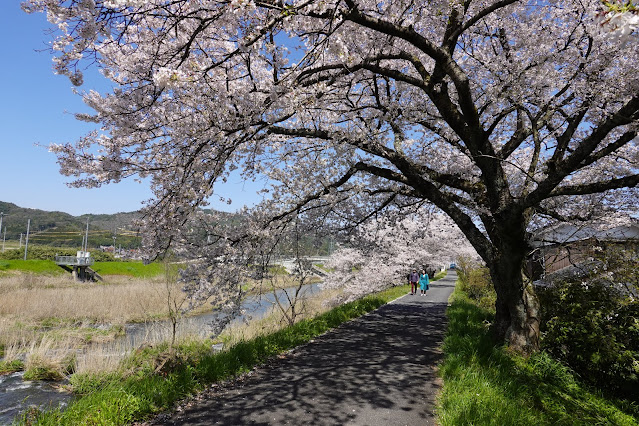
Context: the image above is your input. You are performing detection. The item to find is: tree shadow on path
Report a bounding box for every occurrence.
[157,274,456,425]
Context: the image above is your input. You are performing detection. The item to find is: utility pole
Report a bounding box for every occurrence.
[20,233,23,249]
[0,212,5,252]
[24,219,30,261]
[83,217,89,253]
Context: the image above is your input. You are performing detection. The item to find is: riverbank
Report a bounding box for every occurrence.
[0,266,322,353]
[1,271,320,345]
[14,283,411,425]
[0,272,182,365]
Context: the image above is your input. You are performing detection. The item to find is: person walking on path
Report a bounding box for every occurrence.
[408,268,419,295]
[419,269,430,295]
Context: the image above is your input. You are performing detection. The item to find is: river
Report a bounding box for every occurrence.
[0,283,321,425]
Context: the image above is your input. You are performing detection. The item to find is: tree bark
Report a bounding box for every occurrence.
[488,245,540,354]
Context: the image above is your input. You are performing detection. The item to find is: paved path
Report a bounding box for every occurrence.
[151,271,457,426]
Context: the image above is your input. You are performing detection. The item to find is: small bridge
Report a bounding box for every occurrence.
[273,257,329,278]
[55,253,102,281]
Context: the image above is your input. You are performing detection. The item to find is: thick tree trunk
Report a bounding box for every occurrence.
[488,249,540,354]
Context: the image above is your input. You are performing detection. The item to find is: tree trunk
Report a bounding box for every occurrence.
[489,248,540,354]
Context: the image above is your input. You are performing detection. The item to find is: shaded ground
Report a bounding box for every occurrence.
[147,271,457,425]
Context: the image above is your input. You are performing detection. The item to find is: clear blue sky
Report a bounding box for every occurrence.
[0,4,261,216]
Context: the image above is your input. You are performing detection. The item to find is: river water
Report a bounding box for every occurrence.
[0,283,321,425]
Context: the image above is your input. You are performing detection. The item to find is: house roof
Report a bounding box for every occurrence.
[531,221,639,247]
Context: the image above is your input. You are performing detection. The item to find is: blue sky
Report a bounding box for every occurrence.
[0,4,261,216]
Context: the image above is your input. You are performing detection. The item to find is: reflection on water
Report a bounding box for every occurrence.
[0,283,321,425]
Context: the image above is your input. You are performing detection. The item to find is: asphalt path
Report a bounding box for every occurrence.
[148,270,457,426]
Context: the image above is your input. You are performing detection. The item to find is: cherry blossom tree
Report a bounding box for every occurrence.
[25,0,639,353]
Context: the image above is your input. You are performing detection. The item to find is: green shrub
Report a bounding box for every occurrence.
[454,255,476,288]
[539,280,639,402]
[457,265,496,310]
[465,267,491,297]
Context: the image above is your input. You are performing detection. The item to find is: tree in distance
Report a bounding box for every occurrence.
[25,0,639,354]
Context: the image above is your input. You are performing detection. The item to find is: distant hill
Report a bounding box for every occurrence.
[0,201,142,248]
[0,201,332,255]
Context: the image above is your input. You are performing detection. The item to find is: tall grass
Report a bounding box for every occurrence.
[19,284,410,425]
[23,336,75,380]
[437,287,639,425]
[0,274,174,324]
[0,272,192,383]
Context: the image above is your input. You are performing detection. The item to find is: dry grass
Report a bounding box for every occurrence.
[244,274,322,294]
[0,272,190,375]
[0,270,335,378]
[219,287,342,347]
[23,336,74,379]
[74,320,207,375]
[0,273,176,324]
[1,340,24,363]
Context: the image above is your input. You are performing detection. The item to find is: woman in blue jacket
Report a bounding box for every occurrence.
[419,269,430,296]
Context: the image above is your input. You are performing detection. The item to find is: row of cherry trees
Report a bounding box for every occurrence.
[322,208,477,301]
[26,0,638,353]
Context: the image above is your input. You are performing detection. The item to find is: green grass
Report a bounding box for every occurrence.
[91,261,164,278]
[268,265,288,275]
[0,359,24,375]
[0,260,64,275]
[18,284,408,425]
[437,287,639,425]
[0,259,164,278]
[433,269,447,281]
[23,365,65,381]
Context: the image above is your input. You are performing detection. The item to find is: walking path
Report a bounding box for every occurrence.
[149,271,457,425]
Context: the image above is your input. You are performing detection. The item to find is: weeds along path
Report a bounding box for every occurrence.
[149,271,457,426]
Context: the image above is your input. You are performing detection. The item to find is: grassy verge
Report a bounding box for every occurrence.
[433,269,447,281]
[0,259,164,278]
[91,261,164,278]
[437,287,638,425]
[19,284,410,425]
[0,260,64,275]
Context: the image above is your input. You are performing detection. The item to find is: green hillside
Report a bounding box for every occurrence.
[0,201,333,255]
[0,201,142,249]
